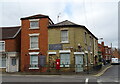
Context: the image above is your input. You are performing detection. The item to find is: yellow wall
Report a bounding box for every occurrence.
[48,26,98,72]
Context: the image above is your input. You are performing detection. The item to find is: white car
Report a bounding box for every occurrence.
[111,58,120,65]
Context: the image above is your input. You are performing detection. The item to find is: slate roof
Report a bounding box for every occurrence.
[20,14,54,24]
[20,14,48,20]
[48,20,98,40]
[0,26,21,39]
[49,20,84,28]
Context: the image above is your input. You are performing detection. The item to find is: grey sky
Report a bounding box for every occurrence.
[0,0,119,48]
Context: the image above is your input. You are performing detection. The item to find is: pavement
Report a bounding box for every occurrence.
[1,63,112,77]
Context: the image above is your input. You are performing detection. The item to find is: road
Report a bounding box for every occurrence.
[1,65,120,84]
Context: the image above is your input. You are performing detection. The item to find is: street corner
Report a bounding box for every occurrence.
[93,65,113,77]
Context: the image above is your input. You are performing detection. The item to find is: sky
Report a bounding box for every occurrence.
[0,0,119,48]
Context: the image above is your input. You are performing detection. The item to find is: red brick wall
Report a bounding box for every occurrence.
[113,48,119,58]
[4,31,21,52]
[21,18,49,72]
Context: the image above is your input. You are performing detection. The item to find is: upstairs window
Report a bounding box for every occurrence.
[0,41,5,52]
[30,19,39,29]
[30,36,39,49]
[29,33,39,50]
[105,49,108,54]
[61,30,68,43]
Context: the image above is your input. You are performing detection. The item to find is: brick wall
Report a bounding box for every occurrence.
[21,18,49,72]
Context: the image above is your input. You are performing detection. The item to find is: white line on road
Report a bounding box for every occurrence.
[85,78,89,84]
[97,80,103,84]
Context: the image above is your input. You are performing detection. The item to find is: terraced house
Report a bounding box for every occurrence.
[20,14,53,72]
[0,26,21,72]
[47,20,98,72]
[98,42,112,64]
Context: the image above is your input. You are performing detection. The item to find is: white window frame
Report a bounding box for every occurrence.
[29,52,39,69]
[61,30,69,43]
[60,53,70,67]
[0,41,5,52]
[105,49,108,54]
[29,19,39,29]
[29,33,40,50]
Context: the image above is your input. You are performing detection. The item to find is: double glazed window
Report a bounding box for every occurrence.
[30,55,38,68]
[0,41,5,52]
[61,30,68,43]
[30,19,39,29]
[0,56,6,68]
[30,36,39,49]
[60,54,70,67]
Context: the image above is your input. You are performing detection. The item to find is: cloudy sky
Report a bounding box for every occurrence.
[0,0,119,48]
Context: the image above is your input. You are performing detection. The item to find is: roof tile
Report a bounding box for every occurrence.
[0,26,21,39]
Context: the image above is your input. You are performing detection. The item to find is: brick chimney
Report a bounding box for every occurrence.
[101,42,104,46]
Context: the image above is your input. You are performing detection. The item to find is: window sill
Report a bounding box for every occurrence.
[29,67,39,69]
[29,27,39,30]
[29,48,39,50]
[61,41,69,44]
[0,50,5,52]
[0,67,6,68]
[60,65,70,67]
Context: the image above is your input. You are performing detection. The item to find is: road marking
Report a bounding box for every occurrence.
[97,80,103,84]
[85,78,89,84]
[114,80,119,82]
[93,65,112,77]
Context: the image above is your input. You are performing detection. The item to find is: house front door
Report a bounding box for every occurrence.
[75,54,83,72]
[10,57,18,72]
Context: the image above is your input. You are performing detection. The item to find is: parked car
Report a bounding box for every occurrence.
[111,58,120,65]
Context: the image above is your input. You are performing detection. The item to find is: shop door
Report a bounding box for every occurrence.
[75,55,83,72]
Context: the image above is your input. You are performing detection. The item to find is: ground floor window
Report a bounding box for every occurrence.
[30,55,38,68]
[0,56,6,68]
[60,54,70,67]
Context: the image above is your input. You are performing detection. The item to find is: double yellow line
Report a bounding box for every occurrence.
[93,65,113,77]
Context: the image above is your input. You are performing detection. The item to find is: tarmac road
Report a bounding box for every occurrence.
[1,65,120,84]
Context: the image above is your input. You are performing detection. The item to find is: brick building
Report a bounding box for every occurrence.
[20,14,53,72]
[98,42,112,64]
[47,20,98,72]
[0,26,21,72]
[112,48,120,59]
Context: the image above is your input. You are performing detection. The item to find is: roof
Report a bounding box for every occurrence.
[21,14,48,20]
[20,14,54,24]
[49,20,84,28]
[0,26,21,39]
[48,20,98,40]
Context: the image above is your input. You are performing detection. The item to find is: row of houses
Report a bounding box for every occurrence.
[0,14,114,72]
[98,42,112,65]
